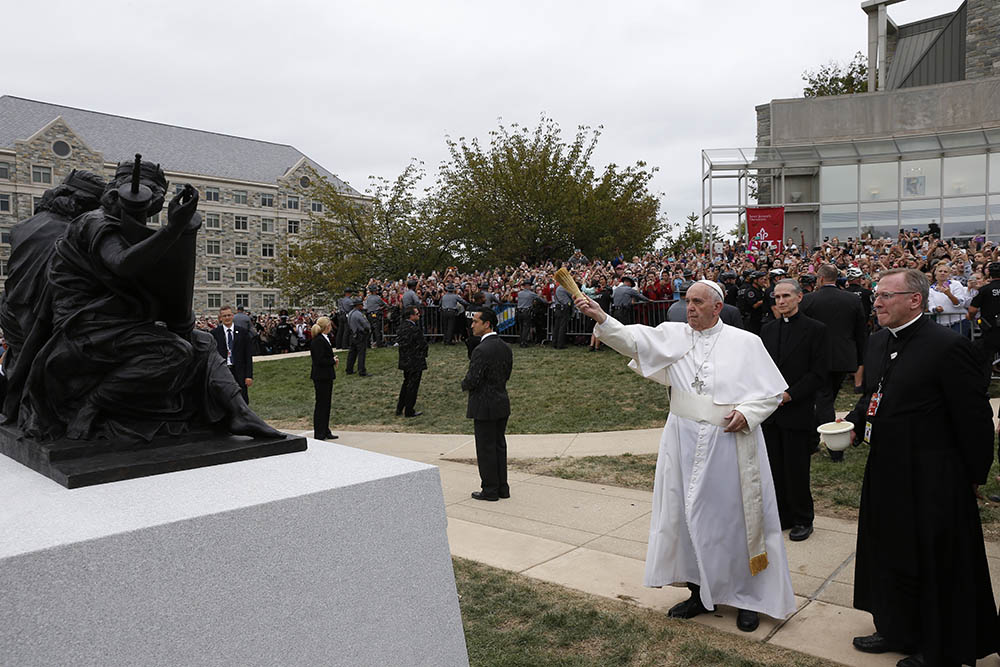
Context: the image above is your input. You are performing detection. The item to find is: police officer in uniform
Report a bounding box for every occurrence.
[968,261,1000,381]
[742,272,767,334]
[441,284,471,345]
[721,271,739,307]
[364,284,388,348]
[335,287,354,349]
[762,268,785,327]
[274,312,293,354]
[552,277,574,349]
[480,282,498,309]
[402,280,421,309]
[611,276,649,325]
[346,297,371,376]
[516,279,545,347]
[845,267,873,326]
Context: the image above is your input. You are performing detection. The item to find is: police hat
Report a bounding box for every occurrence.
[622,276,636,286]
[351,297,364,306]
[445,284,456,292]
[679,281,694,296]
[846,267,863,279]
[720,271,737,280]
[344,287,354,293]
[751,271,766,279]
[769,268,786,276]
[522,279,533,286]
[368,284,379,293]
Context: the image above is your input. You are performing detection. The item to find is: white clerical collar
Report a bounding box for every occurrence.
[691,319,723,337]
[481,331,497,340]
[888,313,922,336]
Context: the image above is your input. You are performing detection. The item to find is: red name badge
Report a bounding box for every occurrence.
[866,392,882,417]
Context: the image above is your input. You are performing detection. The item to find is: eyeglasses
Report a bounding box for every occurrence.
[873,290,917,300]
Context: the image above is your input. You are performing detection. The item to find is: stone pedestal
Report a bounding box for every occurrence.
[0,440,469,667]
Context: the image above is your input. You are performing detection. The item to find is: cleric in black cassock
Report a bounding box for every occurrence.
[846,268,999,667]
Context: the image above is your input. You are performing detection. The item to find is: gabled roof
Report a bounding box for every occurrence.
[0,96,360,195]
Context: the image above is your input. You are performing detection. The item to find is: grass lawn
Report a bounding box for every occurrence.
[251,343,668,434]
[454,557,836,667]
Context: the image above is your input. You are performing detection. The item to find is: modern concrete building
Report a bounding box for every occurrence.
[0,96,362,314]
[703,0,1000,246]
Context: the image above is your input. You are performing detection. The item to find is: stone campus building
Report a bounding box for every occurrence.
[0,96,362,315]
[703,0,1000,247]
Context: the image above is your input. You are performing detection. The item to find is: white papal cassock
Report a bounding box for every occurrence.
[595,315,796,620]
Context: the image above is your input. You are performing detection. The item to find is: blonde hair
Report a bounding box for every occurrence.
[311,316,331,337]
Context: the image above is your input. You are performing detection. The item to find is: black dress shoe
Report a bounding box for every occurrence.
[667,594,711,619]
[896,655,925,667]
[989,494,1000,502]
[852,632,910,654]
[325,433,338,440]
[499,491,510,499]
[359,372,371,377]
[404,411,423,418]
[736,609,759,632]
[395,410,402,417]
[789,525,813,541]
[471,491,499,501]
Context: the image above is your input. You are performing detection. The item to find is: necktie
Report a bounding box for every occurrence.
[226,328,234,364]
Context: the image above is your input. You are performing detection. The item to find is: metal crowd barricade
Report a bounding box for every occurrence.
[544,299,676,340]
[384,305,445,343]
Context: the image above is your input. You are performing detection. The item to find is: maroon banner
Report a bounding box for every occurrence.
[746,206,784,254]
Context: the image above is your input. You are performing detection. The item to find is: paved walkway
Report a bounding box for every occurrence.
[288,424,1000,667]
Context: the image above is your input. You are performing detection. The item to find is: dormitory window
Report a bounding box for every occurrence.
[261,217,274,233]
[206,240,221,255]
[1,229,10,245]
[287,219,299,234]
[0,194,9,212]
[235,267,249,282]
[235,293,249,309]
[287,244,299,258]
[286,195,299,210]
[234,241,248,257]
[233,190,247,205]
[261,243,275,258]
[31,166,51,184]
[205,187,220,202]
[206,267,220,282]
[260,192,274,207]
[205,213,220,229]
[207,293,221,309]
[234,215,248,231]
[311,201,323,213]
[0,163,9,179]
[262,293,275,309]
[261,268,275,284]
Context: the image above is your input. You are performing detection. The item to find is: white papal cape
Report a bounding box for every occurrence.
[595,316,796,620]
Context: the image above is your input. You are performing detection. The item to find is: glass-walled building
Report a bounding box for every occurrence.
[702,0,1000,247]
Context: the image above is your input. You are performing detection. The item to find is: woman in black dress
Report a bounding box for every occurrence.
[309,316,338,440]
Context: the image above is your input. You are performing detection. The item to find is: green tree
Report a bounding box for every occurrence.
[802,51,869,97]
[276,161,453,303]
[433,116,666,267]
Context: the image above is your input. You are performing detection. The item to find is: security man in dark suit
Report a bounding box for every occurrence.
[516,279,545,347]
[761,280,830,542]
[801,264,867,462]
[741,272,767,335]
[462,307,513,501]
[211,305,253,404]
[396,305,428,417]
[346,297,371,376]
[968,261,1000,382]
[335,288,354,349]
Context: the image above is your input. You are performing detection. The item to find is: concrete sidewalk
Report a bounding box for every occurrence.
[293,426,1000,666]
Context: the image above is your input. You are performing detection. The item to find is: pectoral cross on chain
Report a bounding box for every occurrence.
[691,376,706,394]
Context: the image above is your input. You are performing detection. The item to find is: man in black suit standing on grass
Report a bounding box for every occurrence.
[760,279,829,542]
[801,264,866,462]
[211,305,253,404]
[462,307,513,501]
[396,306,427,418]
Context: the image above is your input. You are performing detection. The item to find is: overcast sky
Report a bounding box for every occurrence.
[8,0,959,235]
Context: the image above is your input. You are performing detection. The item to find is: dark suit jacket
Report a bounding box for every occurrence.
[461,333,512,420]
[761,312,830,430]
[800,285,867,372]
[397,319,428,371]
[720,304,744,329]
[211,325,253,382]
[310,333,336,381]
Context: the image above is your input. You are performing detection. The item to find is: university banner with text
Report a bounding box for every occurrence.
[746,206,784,254]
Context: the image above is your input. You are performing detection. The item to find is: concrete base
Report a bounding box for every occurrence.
[0,439,468,667]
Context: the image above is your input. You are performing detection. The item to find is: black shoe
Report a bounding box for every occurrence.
[404,411,423,418]
[736,609,759,632]
[499,490,510,499]
[346,370,355,375]
[989,494,1000,503]
[395,410,402,417]
[359,372,371,377]
[667,594,711,619]
[789,525,813,541]
[471,491,499,502]
[896,654,925,667]
[852,632,910,654]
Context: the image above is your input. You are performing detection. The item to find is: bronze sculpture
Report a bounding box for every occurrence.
[0,156,305,487]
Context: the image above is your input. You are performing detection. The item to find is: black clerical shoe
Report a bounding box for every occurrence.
[499,490,510,499]
[404,411,423,418]
[471,491,499,502]
[736,609,759,632]
[325,433,338,440]
[852,632,912,654]
[896,655,925,667]
[667,594,711,619]
[789,525,813,541]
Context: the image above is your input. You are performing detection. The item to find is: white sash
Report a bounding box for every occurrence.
[669,388,769,576]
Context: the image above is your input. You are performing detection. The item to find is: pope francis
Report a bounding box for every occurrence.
[575,280,796,632]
